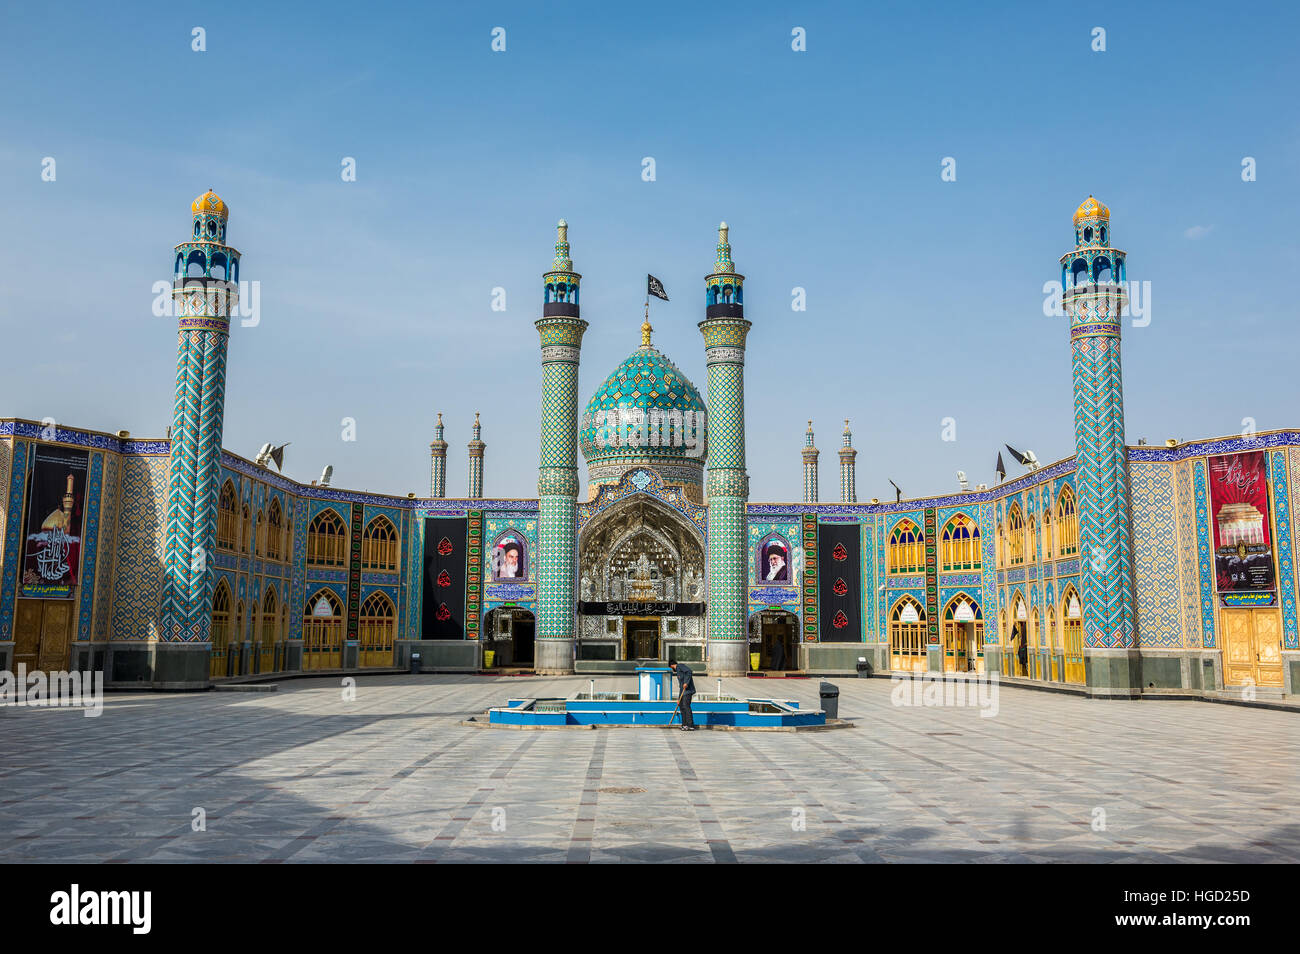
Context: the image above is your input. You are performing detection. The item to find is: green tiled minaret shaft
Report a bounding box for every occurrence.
[429,412,447,497]
[162,189,240,684]
[699,222,751,675]
[1060,196,1137,695]
[534,220,587,674]
[467,412,485,497]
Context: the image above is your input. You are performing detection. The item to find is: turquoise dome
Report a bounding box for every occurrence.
[579,343,707,471]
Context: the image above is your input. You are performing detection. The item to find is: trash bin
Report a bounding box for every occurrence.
[855,657,872,678]
[484,650,496,669]
[819,681,839,720]
[409,652,421,674]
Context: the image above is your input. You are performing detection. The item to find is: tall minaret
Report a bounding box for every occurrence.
[802,421,820,504]
[1060,195,1135,692]
[429,412,447,498]
[699,221,751,675]
[534,220,587,674]
[839,419,857,503]
[467,412,485,497]
[162,189,240,681]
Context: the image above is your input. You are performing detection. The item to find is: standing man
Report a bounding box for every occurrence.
[668,660,697,730]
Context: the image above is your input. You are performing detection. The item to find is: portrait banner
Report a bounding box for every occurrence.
[1208,451,1275,601]
[21,445,90,598]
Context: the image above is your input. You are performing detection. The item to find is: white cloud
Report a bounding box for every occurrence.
[1184,225,1213,240]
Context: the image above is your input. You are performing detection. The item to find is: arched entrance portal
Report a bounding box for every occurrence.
[576,492,705,663]
[942,593,983,672]
[748,610,798,671]
[483,608,537,667]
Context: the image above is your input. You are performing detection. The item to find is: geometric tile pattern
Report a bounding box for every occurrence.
[1067,286,1134,650]
[1268,450,1298,649]
[110,456,169,640]
[76,452,105,641]
[535,307,587,645]
[701,316,750,649]
[801,514,818,640]
[1192,459,1217,649]
[1173,460,1203,648]
[1128,462,1183,647]
[0,440,27,640]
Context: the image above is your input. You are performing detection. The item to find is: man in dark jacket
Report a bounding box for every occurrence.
[668,661,697,730]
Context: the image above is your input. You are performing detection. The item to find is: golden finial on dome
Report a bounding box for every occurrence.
[641,299,653,348]
[1072,194,1110,224]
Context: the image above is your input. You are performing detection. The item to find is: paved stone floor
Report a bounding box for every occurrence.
[2,674,1297,863]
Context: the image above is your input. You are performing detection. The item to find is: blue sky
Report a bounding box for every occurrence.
[2,0,1297,501]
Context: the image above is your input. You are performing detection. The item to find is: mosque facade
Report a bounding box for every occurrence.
[1,191,1298,699]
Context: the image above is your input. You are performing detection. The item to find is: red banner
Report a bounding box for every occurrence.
[1207,451,1275,598]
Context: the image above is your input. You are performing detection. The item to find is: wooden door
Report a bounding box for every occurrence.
[38,601,73,671]
[13,600,43,671]
[1221,609,1256,687]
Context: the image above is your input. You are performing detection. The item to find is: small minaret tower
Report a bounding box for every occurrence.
[699,221,752,675]
[467,412,485,497]
[839,419,857,503]
[429,412,447,498]
[534,220,587,674]
[1060,195,1135,692]
[802,421,820,504]
[162,189,240,683]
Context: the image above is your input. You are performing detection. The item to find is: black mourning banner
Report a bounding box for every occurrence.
[818,523,862,642]
[422,516,467,638]
[647,274,669,301]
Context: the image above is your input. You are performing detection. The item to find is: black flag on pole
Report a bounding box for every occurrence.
[995,451,1006,482]
[647,274,669,301]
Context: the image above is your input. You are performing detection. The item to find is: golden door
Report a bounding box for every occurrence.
[259,642,276,673]
[1222,608,1283,689]
[39,602,73,671]
[13,600,43,671]
[13,600,72,672]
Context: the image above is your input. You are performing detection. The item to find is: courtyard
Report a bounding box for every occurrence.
[1,674,1296,863]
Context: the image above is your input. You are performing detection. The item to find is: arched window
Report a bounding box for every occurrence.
[996,521,1006,568]
[889,519,924,574]
[259,586,278,672]
[1070,257,1089,287]
[185,249,207,277]
[1061,585,1084,683]
[362,516,399,572]
[210,252,228,280]
[888,596,927,672]
[1007,503,1025,565]
[216,481,238,550]
[1042,505,1053,560]
[253,509,264,557]
[942,593,983,672]
[303,589,344,670]
[1028,515,1037,562]
[940,513,981,571]
[307,509,347,567]
[941,512,977,571]
[241,505,252,554]
[359,591,396,666]
[232,599,244,676]
[265,498,283,561]
[1092,256,1112,283]
[1056,486,1079,556]
[210,581,232,678]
